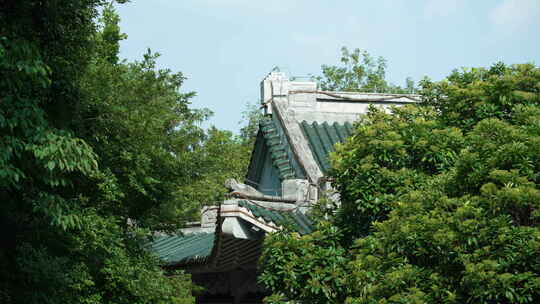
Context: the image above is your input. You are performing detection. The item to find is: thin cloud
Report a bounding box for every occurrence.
[490,0,540,33]
[424,0,464,19]
[186,0,300,14]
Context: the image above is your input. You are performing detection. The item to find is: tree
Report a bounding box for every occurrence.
[313,46,415,93]
[177,127,249,208]
[180,103,264,209]
[259,63,540,303]
[1,2,198,303]
[78,45,210,230]
[239,102,264,148]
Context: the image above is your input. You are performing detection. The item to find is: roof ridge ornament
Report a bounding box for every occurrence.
[225,178,297,203]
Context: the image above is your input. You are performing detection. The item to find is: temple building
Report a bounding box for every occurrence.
[147,72,420,304]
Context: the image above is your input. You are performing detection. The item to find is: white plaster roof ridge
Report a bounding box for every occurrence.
[235,204,266,225]
[237,205,271,227]
[314,91,420,102]
[290,88,420,97]
[223,198,299,211]
[272,99,324,183]
[241,199,297,211]
[222,199,299,230]
[321,91,420,97]
[221,203,278,233]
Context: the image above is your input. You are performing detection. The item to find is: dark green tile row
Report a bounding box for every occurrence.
[260,118,296,180]
[238,200,313,235]
[147,233,215,265]
[300,121,353,173]
[147,199,314,266]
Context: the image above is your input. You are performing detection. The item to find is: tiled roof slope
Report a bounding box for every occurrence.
[260,117,296,180]
[238,200,313,235]
[148,233,215,266]
[147,201,314,267]
[300,121,353,173]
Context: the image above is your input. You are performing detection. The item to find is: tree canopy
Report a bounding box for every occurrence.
[0,2,255,303]
[260,63,540,304]
[4,2,537,303]
[313,46,415,93]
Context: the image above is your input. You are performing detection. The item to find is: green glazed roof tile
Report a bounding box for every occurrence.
[260,117,296,180]
[300,120,353,173]
[147,232,215,265]
[275,158,290,166]
[238,200,313,235]
[148,201,314,268]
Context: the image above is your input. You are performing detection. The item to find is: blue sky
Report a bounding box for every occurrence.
[116,0,540,132]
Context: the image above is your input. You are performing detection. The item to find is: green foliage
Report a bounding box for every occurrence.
[331,105,464,243]
[313,46,416,93]
[178,126,251,207]
[79,43,209,230]
[259,222,350,304]
[239,102,264,147]
[420,62,540,131]
[1,2,199,303]
[260,63,540,303]
[178,102,262,209]
[174,102,262,210]
[16,211,194,304]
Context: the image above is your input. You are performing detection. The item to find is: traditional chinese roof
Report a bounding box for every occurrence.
[148,233,215,266]
[148,72,419,275]
[148,199,314,269]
